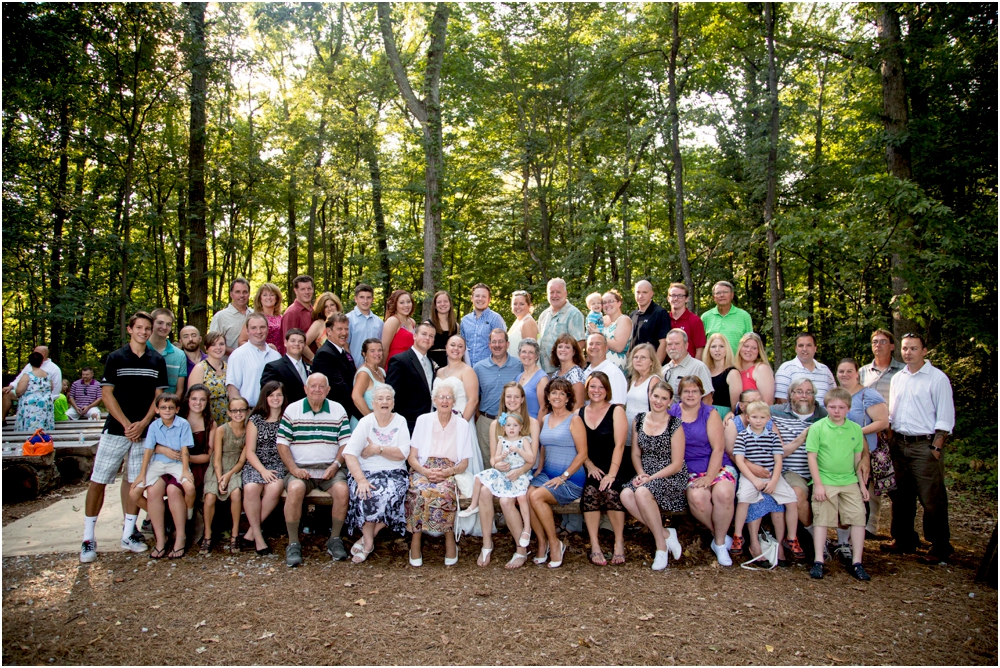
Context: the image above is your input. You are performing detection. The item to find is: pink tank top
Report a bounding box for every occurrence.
[740,364,758,391]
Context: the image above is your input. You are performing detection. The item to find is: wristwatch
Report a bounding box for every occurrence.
[562,470,571,479]
[929,444,942,453]
[379,445,385,455]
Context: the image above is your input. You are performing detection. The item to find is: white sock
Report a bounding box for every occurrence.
[187,507,194,520]
[123,513,138,539]
[83,516,98,542]
[836,528,850,545]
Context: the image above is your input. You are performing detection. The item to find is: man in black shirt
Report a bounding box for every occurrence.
[630,279,670,364]
[80,312,168,563]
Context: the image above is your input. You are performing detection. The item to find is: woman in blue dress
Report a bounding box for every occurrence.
[527,378,588,569]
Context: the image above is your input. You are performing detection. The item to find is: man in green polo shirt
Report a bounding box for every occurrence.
[701,281,754,354]
[148,308,188,397]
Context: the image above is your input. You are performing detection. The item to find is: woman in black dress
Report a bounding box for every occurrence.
[240,381,289,554]
[621,380,689,570]
[580,371,630,565]
[428,290,459,369]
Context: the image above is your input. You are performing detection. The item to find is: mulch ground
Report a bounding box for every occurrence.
[2,494,996,665]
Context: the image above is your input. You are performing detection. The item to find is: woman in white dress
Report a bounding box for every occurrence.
[507,290,538,356]
[600,289,633,372]
[625,343,663,448]
[432,335,485,539]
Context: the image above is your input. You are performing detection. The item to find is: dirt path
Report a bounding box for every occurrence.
[3,518,996,666]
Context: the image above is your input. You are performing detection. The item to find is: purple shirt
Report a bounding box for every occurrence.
[69,379,102,407]
[669,402,731,474]
[186,352,208,377]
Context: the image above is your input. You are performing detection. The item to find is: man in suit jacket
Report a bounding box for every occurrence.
[260,328,310,404]
[386,321,437,434]
[311,313,362,421]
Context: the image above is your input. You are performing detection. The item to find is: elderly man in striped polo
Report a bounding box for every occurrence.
[277,372,352,567]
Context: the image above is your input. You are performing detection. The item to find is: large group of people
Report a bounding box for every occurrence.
[3,274,956,579]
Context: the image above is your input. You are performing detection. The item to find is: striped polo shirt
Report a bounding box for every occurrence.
[276,398,351,468]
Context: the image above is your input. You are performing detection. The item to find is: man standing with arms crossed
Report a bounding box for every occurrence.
[884,334,955,565]
[80,312,168,562]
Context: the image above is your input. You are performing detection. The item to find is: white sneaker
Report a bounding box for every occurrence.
[120,533,148,553]
[80,540,97,563]
[665,528,682,560]
[711,540,733,567]
[652,550,670,571]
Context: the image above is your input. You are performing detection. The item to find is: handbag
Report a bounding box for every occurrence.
[861,389,896,495]
[22,428,54,456]
[741,530,779,570]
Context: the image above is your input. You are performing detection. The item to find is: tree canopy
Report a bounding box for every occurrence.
[3,2,996,440]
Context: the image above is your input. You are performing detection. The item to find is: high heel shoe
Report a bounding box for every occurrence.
[444,547,459,567]
[548,540,565,568]
[532,545,550,565]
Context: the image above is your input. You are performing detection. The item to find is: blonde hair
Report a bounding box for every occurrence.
[312,292,343,321]
[702,332,737,371]
[585,292,603,309]
[627,343,663,387]
[500,411,530,438]
[745,400,770,417]
[736,332,771,370]
[253,283,283,314]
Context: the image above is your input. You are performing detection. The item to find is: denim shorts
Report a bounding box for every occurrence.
[530,471,583,506]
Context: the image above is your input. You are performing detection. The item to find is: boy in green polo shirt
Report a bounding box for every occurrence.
[806,387,870,581]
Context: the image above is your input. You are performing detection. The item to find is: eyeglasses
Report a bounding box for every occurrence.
[791,389,815,396]
[229,408,247,414]
[667,293,687,299]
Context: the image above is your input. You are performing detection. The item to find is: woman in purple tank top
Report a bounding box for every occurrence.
[668,376,737,567]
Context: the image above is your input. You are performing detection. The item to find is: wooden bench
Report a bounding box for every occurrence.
[2,424,102,484]
[287,487,585,515]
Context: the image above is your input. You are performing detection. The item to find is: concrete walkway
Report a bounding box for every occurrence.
[2,484,128,557]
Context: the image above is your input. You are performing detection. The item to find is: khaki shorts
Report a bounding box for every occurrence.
[811,483,866,527]
[284,466,348,493]
[139,460,191,489]
[736,473,798,505]
[782,470,811,495]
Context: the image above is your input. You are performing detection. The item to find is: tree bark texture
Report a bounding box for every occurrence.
[377,2,450,320]
[668,3,694,309]
[185,1,209,333]
[764,3,783,365]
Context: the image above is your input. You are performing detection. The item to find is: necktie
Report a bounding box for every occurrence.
[295,359,306,383]
[422,355,433,389]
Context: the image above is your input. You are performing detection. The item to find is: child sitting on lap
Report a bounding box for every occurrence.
[732,400,801,562]
[130,393,195,559]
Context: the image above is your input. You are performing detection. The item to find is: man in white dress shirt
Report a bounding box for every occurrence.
[582,333,628,406]
[226,313,280,406]
[884,333,955,564]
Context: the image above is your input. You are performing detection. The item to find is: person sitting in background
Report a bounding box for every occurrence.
[54,379,70,422]
[3,345,62,423]
[67,367,103,420]
[14,351,55,431]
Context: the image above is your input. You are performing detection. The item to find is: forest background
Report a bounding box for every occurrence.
[2,3,996,493]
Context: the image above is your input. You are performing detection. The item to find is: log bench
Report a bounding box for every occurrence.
[2,451,59,502]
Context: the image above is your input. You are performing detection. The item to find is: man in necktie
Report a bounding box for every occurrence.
[386,321,438,434]
[311,313,363,422]
[261,329,310,404]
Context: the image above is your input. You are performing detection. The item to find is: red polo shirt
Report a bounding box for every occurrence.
[668,308,707,358]
[282,300,315,342]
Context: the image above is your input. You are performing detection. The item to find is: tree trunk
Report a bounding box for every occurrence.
[364,138,392,300]
[377,2,449,320]
[876,2,919,347]
[49,98,71,363]
[185,1,209,333]
[764,3,783,365]
[287,174,298,296]
[668,3,694,309]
